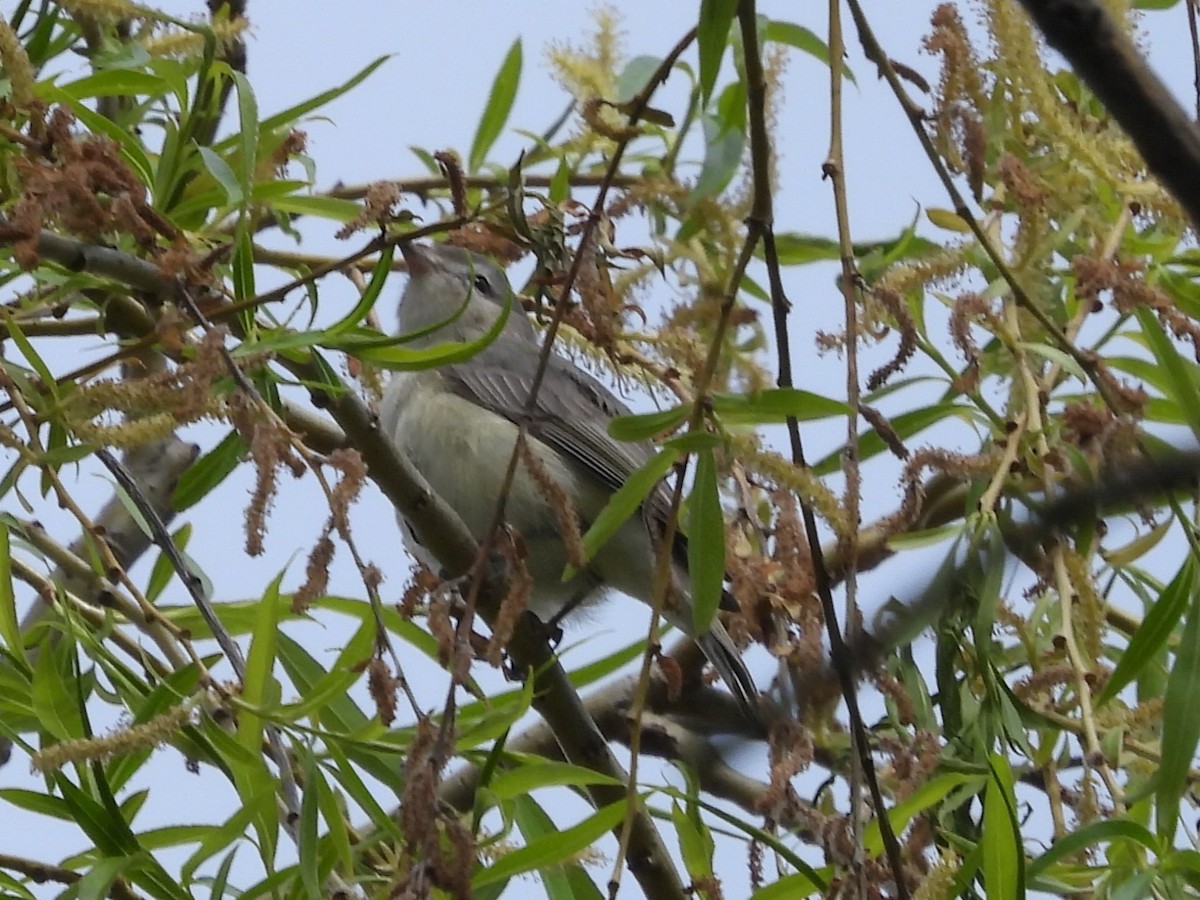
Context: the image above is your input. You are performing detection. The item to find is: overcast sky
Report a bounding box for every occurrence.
[4,2,1199,897]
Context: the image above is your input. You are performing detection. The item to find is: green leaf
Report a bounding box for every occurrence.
[173,430,247,512]
[1157,568,1200,841]
[616,55,664,104]
[58,68,170,99]
[31,631,84,741]
[472,800,627,888]
[711,388,849,424]
[771,230,939,267]
[324,740,404,844]
[1136,306,1200,445]
[511,795,604,899]
[257,55,390,135]
[608,403,693,441]
[1027,819,1157,880]
[231,70,259,199]
[231,221,256,304]
[298,748,323,900]
[196,146,243,206]
[326,245,395,336]
[1099,555,1194,706]
[181,787,276,884]
[340,265,516,368]
[144,524,192,605]
[488,762,621,801]
[764,20,856,83]
[76,856,139,900]
[577,448,679,569]
[237,571,284,753]
[4,315,56,397]
[697,0,737,104]
[688,448,725,634]
[673,800,714,883]
[983,754,1022,900]
[0,525,20,661]
[469,39,522,172]
[751,872,825,899]
[1017,341,1087,382]
[686,90,745,208]
[863,772,987,855]
[267,194,364,222]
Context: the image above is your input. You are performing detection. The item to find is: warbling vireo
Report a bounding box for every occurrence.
[380,242,758,717]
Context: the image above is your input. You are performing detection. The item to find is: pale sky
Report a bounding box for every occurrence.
[4,2,1198,897]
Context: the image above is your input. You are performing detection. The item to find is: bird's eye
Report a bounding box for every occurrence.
[473,274,492,296]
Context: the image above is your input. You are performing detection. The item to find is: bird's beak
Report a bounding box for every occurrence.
[401,242,437,277]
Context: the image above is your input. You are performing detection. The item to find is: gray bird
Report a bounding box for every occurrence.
[380,242,758,718]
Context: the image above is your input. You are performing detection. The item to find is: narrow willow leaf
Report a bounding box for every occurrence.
[608,403,692,441]
[4,315,56,397]
[763,20,856,83]
[298,749,322,899]
[76,856,138,900]
[59,68,169,99]
[257,56,390,134]
[549,154,571,204]
[1101,516,1172,567]
[750,872,825,899]
[1017,341,1087,382]
[711,387,849,423]
[327,245,395,336]
[231,221,255,303]
[145,523,192,604]
[1136,306,1200,444]
[488,762,621,801]
[231,70,259,196]
[983,754,1022,900]
[173,430,247,512]
[1157,573,1200,841]
[578,448,679,569]
[0,525,19,659]
[1027,819,1157,879]
[673,800,714,882]
[697,0,737,103]
[267,194,363,222]
[1099,555,1195,706]
[31,632,84,741]
[342,272,514,368]
[512,795,604,900]
[688,448,724,633]
[196,146,243,206]
[863,772,987,855]
[472,800,627,888]
[238,571,284,753]
[181,789,275,884]
[616,55,663,103]
[469,39,522,172]
[686,99,745,207]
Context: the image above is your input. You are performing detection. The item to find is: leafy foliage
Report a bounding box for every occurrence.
[0,1,1198,898]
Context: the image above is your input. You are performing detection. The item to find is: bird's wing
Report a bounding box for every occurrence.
[444,347,659,498]
[445,339,739,614]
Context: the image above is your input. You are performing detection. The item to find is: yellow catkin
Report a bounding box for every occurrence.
[0,15,35,107]
[31,701,195,773]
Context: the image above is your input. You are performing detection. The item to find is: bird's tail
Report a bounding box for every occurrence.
[694,620,760,723]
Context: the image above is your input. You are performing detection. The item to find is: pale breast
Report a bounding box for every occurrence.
[380,371,607,617]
